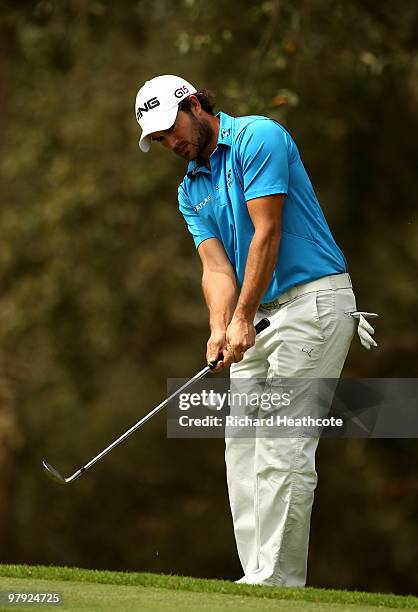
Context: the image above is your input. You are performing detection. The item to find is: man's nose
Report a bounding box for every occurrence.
[163,134,178,150]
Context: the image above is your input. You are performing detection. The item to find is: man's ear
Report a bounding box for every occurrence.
[188,94,202,116]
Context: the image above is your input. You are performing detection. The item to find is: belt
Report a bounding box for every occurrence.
[259,273,353,311]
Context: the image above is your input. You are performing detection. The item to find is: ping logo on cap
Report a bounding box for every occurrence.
[136,96,161,120]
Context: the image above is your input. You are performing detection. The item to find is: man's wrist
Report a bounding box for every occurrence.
[210,325,227,337]
[209,317,228,334]
[233,303,258,323]
[209,309,235,332]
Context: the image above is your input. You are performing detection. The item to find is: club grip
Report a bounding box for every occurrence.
[208,317,270,369]
[254,317,270,335]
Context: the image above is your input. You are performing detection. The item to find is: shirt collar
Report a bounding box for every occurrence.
[217,111,233,146]
[186,112,233,177]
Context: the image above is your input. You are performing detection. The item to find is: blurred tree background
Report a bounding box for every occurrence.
[0,0,417,595]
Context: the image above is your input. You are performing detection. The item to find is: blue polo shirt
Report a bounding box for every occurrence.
[178,112,348,303]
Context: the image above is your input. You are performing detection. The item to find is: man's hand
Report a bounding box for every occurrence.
[222,316,256,368]
[206,328,227,372]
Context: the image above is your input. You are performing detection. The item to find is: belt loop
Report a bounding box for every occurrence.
[330,275,336,290]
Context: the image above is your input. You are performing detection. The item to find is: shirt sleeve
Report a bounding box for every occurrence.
[236,119,291,202]
[178,183,217,249]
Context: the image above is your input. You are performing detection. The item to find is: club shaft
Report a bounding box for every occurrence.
[46,317,270,483]
[77,365,211,476]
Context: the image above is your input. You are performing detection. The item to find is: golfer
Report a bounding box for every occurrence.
[134,75,378,586]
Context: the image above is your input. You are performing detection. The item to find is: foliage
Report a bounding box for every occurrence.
[0,0,417,593]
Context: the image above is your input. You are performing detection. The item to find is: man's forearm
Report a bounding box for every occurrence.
[202,269,239,331]
[234,229,281,321]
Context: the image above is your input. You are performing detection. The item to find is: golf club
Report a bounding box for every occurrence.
[42,317,270,485]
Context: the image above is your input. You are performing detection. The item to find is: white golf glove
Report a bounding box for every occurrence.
[350,312,379,350]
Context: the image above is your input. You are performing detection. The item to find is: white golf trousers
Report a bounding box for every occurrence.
[226,279,357,586]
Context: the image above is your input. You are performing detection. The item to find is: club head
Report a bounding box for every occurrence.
[42,460,68,485]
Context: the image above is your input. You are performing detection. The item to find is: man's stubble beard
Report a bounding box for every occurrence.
[194,116,213,159]
[178,115,213,161]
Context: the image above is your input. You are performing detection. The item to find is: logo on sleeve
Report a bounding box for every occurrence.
[194,194,211,213]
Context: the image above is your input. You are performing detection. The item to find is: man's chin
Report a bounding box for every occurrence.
[179,152,198,162]
[176,143,200,161]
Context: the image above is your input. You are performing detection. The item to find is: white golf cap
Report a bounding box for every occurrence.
[134,75,197,152]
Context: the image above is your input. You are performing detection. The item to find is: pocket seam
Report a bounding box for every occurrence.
[315,291,337,342]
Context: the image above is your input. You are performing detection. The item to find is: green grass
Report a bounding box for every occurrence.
[0,565,417,612]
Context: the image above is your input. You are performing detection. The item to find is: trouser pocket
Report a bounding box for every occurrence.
[314,290,336,342]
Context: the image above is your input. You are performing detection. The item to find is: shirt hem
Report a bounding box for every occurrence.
[194,235,217,249]
[246,186,288,201]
